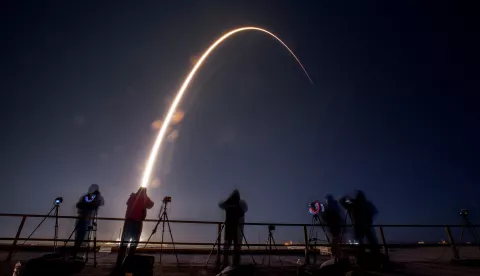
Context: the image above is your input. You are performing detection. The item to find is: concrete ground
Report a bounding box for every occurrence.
[1,247,479,275]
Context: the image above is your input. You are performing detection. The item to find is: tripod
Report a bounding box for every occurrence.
[307,214,331,264]
[261,226,283,267]
[144,199,179,264]
[204,221,256,267]
[63,209,98,266]
[84,211,98,266]
[53,203,60,252]
[457,215,480,257]
[10,200,62,260]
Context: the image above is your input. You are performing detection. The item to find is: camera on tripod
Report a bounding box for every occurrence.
[54,197,63,205]
[460,209,469,218]
[163,196,172,203]
[308,201,324,215]
[339,196,355,210]
[268,225,275,231]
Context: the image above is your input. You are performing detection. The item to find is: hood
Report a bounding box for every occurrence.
[325,194,341,214]
[229,189,240,201]
[137,187,147,196]
[88,184,99,194]
[225,189,240,205]
[355,190,366,202]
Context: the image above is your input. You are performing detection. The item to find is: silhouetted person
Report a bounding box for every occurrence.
[320,195,344,259]
[115,187,154,268]
[72,184,104,258]
[219,189,248,267]
[342,190,379,259]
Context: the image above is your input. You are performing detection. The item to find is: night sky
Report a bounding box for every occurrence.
[1,1,479,244]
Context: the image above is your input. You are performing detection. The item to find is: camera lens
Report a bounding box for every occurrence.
[54,197,63,205]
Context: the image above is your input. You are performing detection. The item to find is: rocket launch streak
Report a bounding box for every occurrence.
[141,27,312,188]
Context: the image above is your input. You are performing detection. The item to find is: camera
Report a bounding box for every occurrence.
[268,225,275,231]
[339,196,355,210]
[54,197,63,205]
[460,209,468,218]
[308,201,324,215]
[163,196,172,203]
[342,197,354,205]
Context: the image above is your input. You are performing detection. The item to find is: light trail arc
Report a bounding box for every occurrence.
[141,26,313,188]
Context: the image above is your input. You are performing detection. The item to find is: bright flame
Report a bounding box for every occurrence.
[140,26,312,188]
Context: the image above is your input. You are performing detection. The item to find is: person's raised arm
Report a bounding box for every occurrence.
[240,200,248,213]
[126,194,135,206]
[146,196,154,209]
[76,196,85,209]
[97,194,105,207]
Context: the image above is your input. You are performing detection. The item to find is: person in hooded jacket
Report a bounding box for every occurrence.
[219,189,248,267]
[115,187,154,268]
[345,190,380,258]
[320,194,344,259]
[72,184,105,258]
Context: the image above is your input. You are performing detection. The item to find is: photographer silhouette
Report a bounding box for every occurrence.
[71,184,104,258]
[219,189,248,267]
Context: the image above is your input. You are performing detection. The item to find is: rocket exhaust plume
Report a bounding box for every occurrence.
[140,26,312,188]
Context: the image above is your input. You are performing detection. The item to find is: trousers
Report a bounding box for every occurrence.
[72,218,91,257]
[223,224,243,266]
[116,220,143,267]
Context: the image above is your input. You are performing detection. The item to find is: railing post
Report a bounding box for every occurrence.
[6,215,27,262]
[303,225,310,265]
[378,226,389,259]
[216,222,222,265]
[445,226,459,259]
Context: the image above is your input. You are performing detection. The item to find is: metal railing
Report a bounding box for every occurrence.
[0,212,478,264]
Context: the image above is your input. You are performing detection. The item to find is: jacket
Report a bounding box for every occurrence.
[76,184,104,219]
[219,191,248,227]
[125,192,154,221]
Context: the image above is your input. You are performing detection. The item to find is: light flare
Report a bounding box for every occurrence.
[140,26,312,188]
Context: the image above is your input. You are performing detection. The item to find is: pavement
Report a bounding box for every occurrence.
[1,246,480,275]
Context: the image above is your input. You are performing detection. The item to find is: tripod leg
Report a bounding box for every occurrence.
[93,218,97,267]
[466,226,480,252]
[314,215,335,259]
[22,205,56,246]
[54,206,59,253]
[164,214,179,265]
[64,228,74,248]
[239,227,256,265]
[205,223,225,267]
[64,224,79,258]
[144,217,162,248]
[261,237,268,265]
[315,216,331,245]
[472,228,480,251]
[159,215,166,264]
[268,236,272,268]
[271,235,283,266]
[307,216,316,265]
[84,225,91,263]
[8,208,51,261]
[458,226,465,256]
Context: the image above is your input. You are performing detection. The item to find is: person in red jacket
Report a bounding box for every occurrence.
[116,187,154,267]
